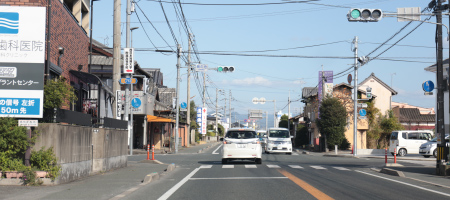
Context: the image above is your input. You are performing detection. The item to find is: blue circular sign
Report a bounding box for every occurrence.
[359,109,366,117]
[180,102,187,109]
[131,98,141,108]
[422,80,434,92]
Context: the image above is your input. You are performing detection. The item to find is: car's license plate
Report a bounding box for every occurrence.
[237,144,247,148]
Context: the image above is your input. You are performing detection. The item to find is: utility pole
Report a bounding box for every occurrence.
[288,91,291,134]
[229,90,231,129]
[321,67,327,152]
[353,36,358,157]
[125,0,132,155]
[203,72,206,108]
[175,44,182,154]
[436,0,446,168]
[187,33,192,145]
[216,88,219,135]
[273,100,277,127]
[112,0,121,119]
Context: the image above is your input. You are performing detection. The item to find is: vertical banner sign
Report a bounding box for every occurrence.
[196,107,202,133]
[123,48,134,74]
[202,107,207,135]
[116,90,123,119]
[317,71,333,118]
[0,7,46,118]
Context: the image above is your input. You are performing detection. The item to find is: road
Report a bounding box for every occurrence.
[124,143,450,200]
[2,143,449,200]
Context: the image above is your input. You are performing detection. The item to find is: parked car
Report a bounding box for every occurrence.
[389,130,433,156]
[265,128,292,155]
[220,128,262,164]
[419,135,449,158]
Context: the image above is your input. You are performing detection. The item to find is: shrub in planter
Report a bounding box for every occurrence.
[22,166,43,186]
[30,147,61,181]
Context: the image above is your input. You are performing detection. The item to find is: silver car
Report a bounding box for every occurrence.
[419,135,449,158]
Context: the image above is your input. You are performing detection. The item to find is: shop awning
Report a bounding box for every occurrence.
[147,115,175,123]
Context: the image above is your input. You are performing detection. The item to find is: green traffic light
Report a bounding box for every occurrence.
[218,67,223,72]
[350,9,360,19]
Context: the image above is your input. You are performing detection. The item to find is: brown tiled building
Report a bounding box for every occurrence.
[393,107,435,131]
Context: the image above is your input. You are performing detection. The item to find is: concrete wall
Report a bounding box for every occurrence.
[34,124,127,184]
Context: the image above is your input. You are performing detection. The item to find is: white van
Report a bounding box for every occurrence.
[265,128,292,155]
[389,130,433,156]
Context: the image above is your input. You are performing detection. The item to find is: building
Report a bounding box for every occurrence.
[358,73,398,115]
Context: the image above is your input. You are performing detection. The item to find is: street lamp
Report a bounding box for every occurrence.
[130,27,139,48]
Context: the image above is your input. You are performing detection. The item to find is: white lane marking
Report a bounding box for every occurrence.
[222,165,234,168]
[333,167,350,171]
[190,177,288,180]
[200,165,212,168]
[310,165,326,170]
[245,165,257,168]
[356,170,450,197]
[212,144,223,154]
[288,165,304,169]
[158,168,201,200]
[267,165,281,168]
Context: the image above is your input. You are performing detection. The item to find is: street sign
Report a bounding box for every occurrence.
[195,64,208,72]
[259,97,266,104]
[347,74,352,84]
[119,78,137,84]
[18,120,38,127]
[359,109,367,117]
[422,80,434,92]
[123,48,134,74]
[252,97,259,104]
[131,98,141,108]
[358,116,367,120]
[358,103,368,108]
[180,102,187,109]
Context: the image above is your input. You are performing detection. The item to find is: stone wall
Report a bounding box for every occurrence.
[34,123,127,184]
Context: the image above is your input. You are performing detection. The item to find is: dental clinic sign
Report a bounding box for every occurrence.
[0,7,46,118]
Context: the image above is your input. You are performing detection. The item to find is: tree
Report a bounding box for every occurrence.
[189,100,199,133]
[316,97,348,149]
[294,124,309,147]
[43,77,77,110]
[278,114,292,129]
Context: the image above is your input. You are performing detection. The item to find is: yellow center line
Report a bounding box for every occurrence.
[278,169,334,200]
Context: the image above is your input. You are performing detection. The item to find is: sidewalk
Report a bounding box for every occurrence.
[129,141,220,155]
[296,148,450,188]
[0,142,219,200]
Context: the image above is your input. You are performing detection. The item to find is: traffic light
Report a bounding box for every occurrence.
[217,66,235,72]
[348,8,383,22]
[366,87,372,99]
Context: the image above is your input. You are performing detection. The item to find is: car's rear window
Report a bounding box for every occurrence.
[225,131,257,139]
[390,132,398,140]
[269,130,290,138]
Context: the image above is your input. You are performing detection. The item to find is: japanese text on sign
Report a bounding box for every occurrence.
[0,97,40,115]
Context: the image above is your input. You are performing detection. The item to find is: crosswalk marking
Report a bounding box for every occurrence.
[200,165,212,168]
[333,167,350,171]
[267,165,281,168]
[245,165,257,168]
[310,165,326,170]
[288,165,304,169]
[222,165,234,168]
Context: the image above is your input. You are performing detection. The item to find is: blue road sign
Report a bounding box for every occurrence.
[359,109,366,117]
[181,102,187,109]
[131,98,141,108]
[422,80,434,92]
[119,78,137,84]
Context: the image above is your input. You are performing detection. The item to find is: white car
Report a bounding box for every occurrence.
[419,135,449,158]
[221,128,262,164]
[265,128,292,155]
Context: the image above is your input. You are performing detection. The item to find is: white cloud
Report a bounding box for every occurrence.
[229,77,272,86]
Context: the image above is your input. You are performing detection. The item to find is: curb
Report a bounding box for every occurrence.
[143,172,160,184]
[380,168,406,177]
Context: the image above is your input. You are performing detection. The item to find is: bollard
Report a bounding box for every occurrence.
[394,148,397,163]
[351,145,353,154]
[385,148,387,164]
[147,144,150,160]
[151,145,155,160]
[335,145,338,155]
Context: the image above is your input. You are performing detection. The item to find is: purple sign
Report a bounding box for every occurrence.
[318,71,333,118]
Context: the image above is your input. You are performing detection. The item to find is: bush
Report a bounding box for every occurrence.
[31,147,61,181]
[23,166,43,186]
[294,125,309,147]
[340,138,351,150]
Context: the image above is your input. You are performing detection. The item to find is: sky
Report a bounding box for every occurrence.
[92,0,446,126]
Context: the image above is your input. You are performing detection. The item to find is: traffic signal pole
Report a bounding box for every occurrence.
[353,36,358,157]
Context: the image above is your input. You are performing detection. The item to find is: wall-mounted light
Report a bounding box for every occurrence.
[58,46,64,55]
[78,65,83,71]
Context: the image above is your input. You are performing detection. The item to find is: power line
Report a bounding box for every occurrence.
[148,0,318,6]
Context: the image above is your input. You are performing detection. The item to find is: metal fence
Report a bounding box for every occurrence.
[41,108,127,129]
